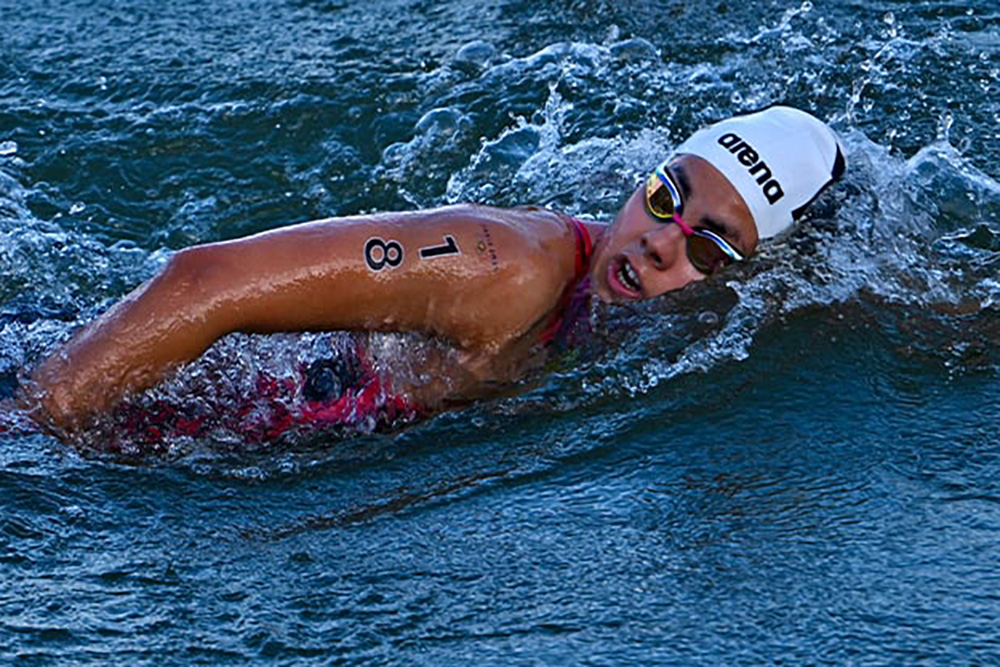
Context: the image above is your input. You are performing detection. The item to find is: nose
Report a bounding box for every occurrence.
[641,223,687,270]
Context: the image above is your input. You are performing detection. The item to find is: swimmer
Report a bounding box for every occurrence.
[23,105,846,436]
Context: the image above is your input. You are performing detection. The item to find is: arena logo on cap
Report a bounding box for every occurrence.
[717,133,785,205]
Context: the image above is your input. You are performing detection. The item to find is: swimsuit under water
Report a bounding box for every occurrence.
[100,337,417,457]
[3,213,597,456]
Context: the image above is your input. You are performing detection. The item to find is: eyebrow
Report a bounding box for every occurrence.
[669,162,745,247]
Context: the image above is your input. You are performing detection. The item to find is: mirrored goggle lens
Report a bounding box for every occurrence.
[686,232,740,275]
[645,170,678,219]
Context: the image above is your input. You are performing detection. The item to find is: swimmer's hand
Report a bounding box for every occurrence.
[30,205,580,431]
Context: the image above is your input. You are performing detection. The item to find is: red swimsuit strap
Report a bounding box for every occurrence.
[539,214,594,345]
[568,215,593,280]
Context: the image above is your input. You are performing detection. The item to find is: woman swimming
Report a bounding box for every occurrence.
[22,105,845,439]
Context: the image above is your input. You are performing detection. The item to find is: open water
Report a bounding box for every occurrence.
[2,0,1000,663]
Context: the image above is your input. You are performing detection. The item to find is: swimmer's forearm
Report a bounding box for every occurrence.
[29,248,235,430]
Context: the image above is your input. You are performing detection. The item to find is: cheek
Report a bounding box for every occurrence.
[647,262,706,297]
[591,222,628,269]
[683,264,707,287]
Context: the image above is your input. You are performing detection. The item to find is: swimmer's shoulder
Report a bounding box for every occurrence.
[387,204,586,349]
[404,203,580,274]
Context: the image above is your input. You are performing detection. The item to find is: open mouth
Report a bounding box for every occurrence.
[609,256,642,297]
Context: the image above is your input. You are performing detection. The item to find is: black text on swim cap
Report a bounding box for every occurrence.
[717,133,785,205]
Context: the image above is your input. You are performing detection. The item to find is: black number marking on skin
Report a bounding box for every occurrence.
[419,235,461,259]
[364,237,404,272]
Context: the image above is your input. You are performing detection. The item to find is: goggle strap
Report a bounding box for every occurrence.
[672,213,695,237]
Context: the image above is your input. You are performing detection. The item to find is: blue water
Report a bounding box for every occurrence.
[3,0,1000,663]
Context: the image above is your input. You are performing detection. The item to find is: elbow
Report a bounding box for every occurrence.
[164,245,219,290]
[159,244,239,334]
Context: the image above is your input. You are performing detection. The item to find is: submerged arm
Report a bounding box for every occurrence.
[28,205,577,430]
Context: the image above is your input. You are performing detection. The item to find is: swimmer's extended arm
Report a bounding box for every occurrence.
[29,205,577,430]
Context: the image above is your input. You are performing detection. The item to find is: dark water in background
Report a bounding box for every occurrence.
[3,0,1000,662]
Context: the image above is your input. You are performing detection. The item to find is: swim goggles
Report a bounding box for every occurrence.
[645,162,744,275]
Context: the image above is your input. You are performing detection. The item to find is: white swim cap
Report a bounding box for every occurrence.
[675,106,846,238]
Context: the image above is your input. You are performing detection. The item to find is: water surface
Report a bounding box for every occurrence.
[2,0,1000,663]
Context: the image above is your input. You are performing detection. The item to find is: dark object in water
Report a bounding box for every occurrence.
[0,371,19,400]
[302,356,363,402]
[0,300,79,325]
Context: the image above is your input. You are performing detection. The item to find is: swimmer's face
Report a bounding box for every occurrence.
[590,154,758,303]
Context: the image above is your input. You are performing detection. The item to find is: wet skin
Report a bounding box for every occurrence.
[587,154,758,303]
[29,154,757,432]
